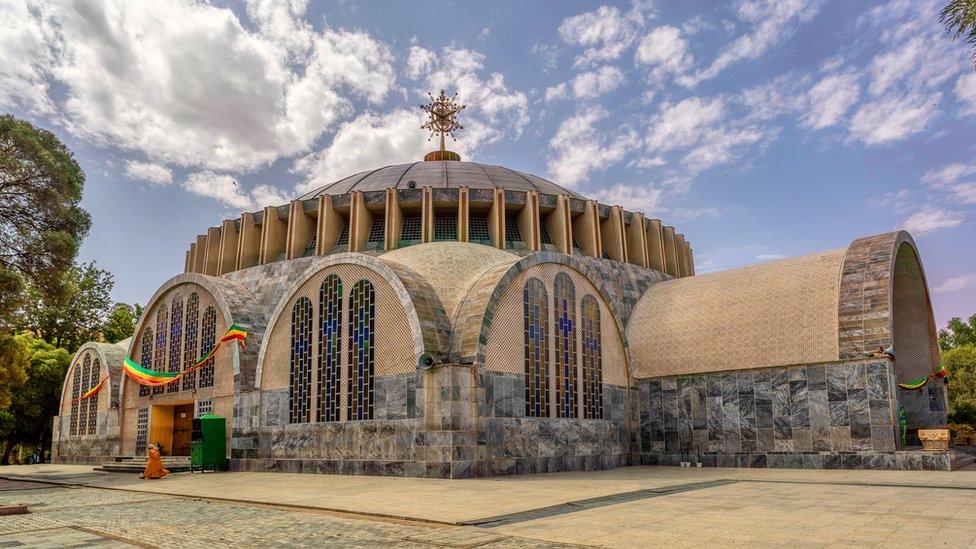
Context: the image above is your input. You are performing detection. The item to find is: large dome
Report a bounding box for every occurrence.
[297,161,585,200]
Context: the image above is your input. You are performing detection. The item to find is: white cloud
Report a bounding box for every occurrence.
[124,161,173,186]
[531,42,560,73]
[934,274,976,294]
[0,0,396,172]
[292,109,429,193]
[849,92,941,145]
[681,0,823,86]
[557,4,651,68]
[900,206,964,234]
[405,45,528,152]
[635,26,693,84]
[547,107,638,186]
[922,162,976,205]
[801,72,860,129]
[645,97,725,153]
[547,66,626,102]
[183,171,289,210]
[756,253,787,261]
[957,72,976,117]
[589,183,663,215]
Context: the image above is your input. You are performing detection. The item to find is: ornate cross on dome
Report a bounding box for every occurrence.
[421,90,466,161]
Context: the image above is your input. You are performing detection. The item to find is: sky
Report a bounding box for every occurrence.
[1,0,974,328]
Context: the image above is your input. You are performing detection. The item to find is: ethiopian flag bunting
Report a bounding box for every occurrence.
[122,325,248,387]
[72,375,109,403]
[220,324,249,350]
[897,376,929,390]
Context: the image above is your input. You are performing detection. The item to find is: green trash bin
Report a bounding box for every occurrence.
[190,414,227,472]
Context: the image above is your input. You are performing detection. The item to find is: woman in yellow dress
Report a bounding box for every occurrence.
[140,443,170,479]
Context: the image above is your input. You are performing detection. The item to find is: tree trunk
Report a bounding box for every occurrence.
[1,441,14,465]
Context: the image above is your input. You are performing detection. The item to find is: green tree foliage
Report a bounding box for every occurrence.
[942,0,976,68]
[0,332,70,463]
[0,268,24,329]
[0,115,90,298]
[945,345,976,426]
[0,334,28,410]
[102,302,141,343]
[20,261,114,352]
[939,314,976,351]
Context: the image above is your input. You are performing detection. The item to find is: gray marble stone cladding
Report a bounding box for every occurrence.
[633,359,941,470]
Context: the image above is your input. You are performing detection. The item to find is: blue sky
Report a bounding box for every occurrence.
[2,0,974,328]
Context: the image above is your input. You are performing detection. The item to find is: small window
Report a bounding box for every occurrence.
[196,399,213,417]
[399,215,422,246]
[469,214,491,244]
[136,407,149,455]
[434,216,457,241]
[334,224,350,247]
[540,223,554,245]
[302,237,317,257]
[365,218,385,247]
[505,217,523,249]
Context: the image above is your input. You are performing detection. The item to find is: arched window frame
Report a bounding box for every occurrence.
[139,328,153,397]
[182,293,200,391]
[69,355,83,436]
[86,358,100,435]
[318,275,343,422]
[347,280,375,421]
[524,277,550,417]
[77,354,92,436]
[199,306,216,389]
[581,295,603,420]
[167,294,183,393]
[289,297,313,423]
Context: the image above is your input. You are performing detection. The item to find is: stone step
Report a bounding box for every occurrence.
[95,456,192,473]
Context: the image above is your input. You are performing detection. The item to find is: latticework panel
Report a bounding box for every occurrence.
[199,306,217,388]
[77,354,92,435]
[581,295,603,419]
[138,330,152,398]
[553,273,577,418]
[152,306,167,396]
[289,297,313,423]
[167,294,183,393]
[69,355,82,436]
[318,275,343,422]
[348,280,375,421]
[892,242,940,382]
[182,293,199,391]
[524,278,549,417]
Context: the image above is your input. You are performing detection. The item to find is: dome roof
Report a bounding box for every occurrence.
[297,161,585,200]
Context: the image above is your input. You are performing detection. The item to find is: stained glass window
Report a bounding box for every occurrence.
[553,273,577,418]
[318,275,343,422]
[167,294,183,393]
[182,293,199,391]
[77,354,91,436]
[153,306,167,396]
[86,358,100,435]
[199,306,216,389]
[524,278,549,417]
[139,328,153,398]
[289,297,313,423]
[581,295,603,420]
[136,407,149,455]
[69,356,82,436]
[348,280,375,421]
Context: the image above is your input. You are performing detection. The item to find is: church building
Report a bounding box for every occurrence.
[52,93,948,477]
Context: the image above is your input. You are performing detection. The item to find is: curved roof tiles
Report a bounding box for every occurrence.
[297,161,586,200]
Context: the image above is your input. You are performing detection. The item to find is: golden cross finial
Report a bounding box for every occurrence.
[421,90,466,153]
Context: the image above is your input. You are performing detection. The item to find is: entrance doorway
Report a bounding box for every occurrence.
[149,403,195,456]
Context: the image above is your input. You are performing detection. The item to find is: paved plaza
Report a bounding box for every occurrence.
[1,465,976,547]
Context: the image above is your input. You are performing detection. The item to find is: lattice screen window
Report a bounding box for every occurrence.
[199,306,216,388]
[572,237,583,255]
[196,399,213,417]
[303,237,317,257]
[182,293,199,391]
[69,357,82,436]
[540,224,554,245]
[524,278,550,417]
[505,217,524,249]
[85,359,100,435]
[364,218,386,251]
[434,216,457,241]
[581,295,603,420]
[289,297,313,423]
[335,223,350,248]
[152,306,168,396]
[139,329,153,398]
[77,354,92,436]
[469,214,491,244]
[167,294,183,393]
[136,407,149,455]
[318,275,343,423]
[348,280,375,421]
[553,273,577,418]
[399,215,422,245]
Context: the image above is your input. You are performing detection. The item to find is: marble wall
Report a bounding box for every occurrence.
[51,410,120,464]
[635,358,949,471]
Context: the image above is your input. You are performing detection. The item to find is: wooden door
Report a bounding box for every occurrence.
[171,404,194,456]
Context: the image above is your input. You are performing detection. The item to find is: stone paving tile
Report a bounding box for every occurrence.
[0,527,137,548]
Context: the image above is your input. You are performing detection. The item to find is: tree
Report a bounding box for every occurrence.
[945,345,976,425]
[0,334,28,410]
[19,261,114,352]
[942,0,976,68]
[0,332,70,463]
[939,314,976,351]
[0,115,90,298]
[102,302,141,343]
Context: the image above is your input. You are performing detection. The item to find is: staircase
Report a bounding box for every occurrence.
[95,455,192,473]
